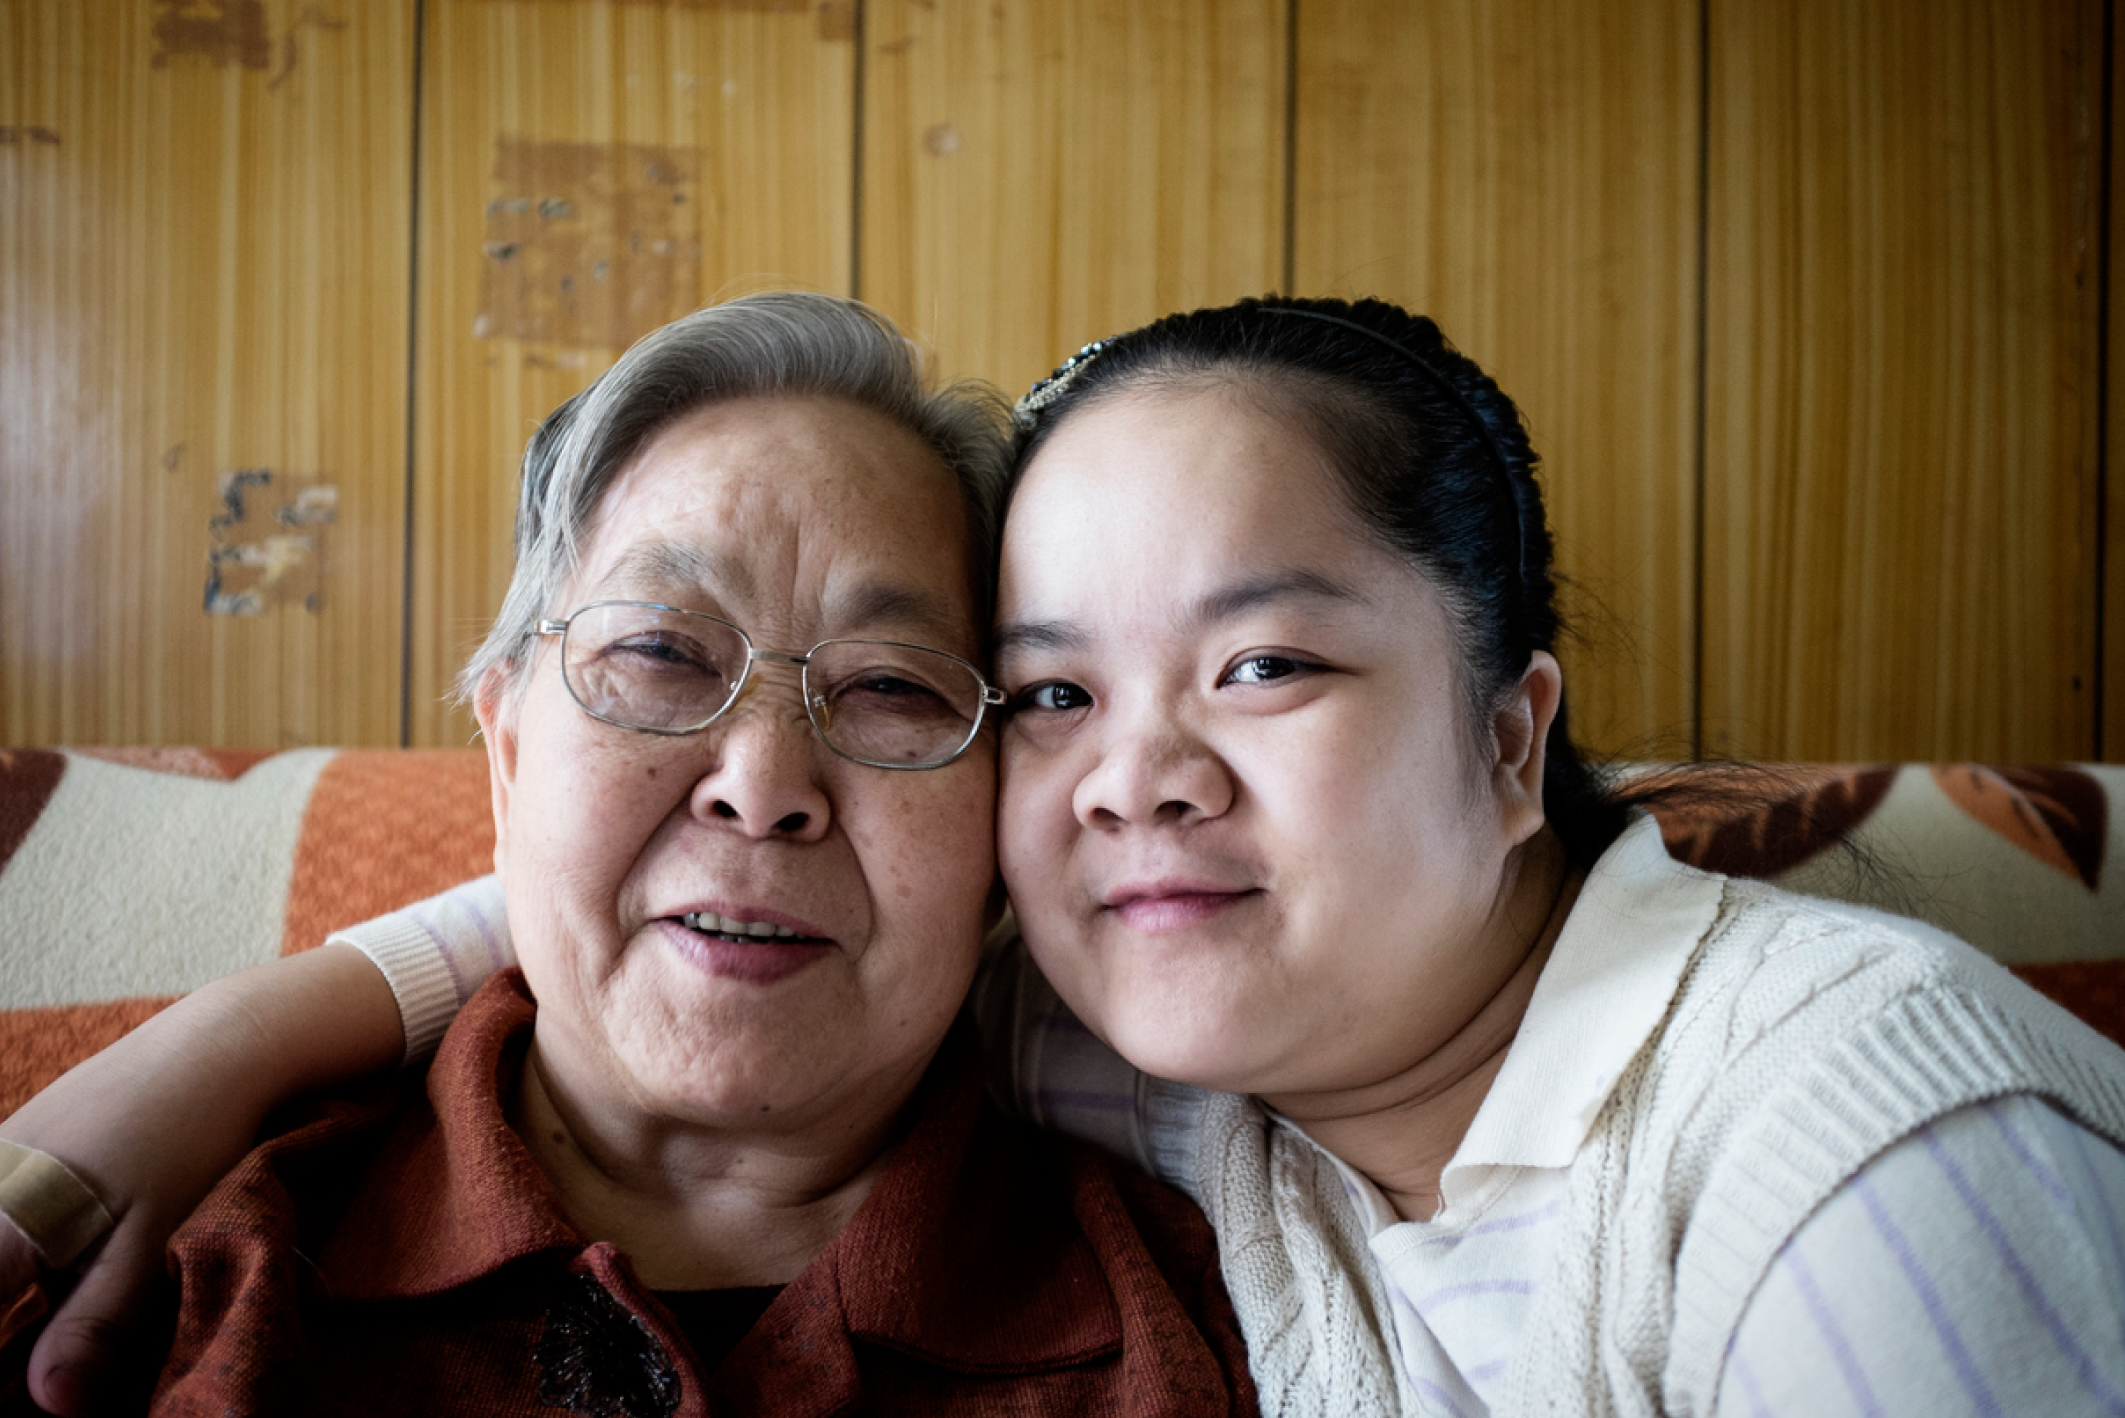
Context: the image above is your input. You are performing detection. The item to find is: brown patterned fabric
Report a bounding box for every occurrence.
[1928,764,2107,890]
[279,751,497,958]
[1647,764,1898,878]
[0,751,66,878]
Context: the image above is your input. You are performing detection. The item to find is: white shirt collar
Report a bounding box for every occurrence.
[1436,814,1727,1202]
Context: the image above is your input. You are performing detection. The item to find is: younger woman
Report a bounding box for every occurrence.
[8,296,2125,1416]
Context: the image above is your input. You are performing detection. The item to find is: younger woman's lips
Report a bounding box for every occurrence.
[658,918,834,985]
[1109,890,1256,935]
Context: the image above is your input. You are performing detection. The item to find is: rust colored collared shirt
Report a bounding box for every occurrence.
[153,972,1256,1417]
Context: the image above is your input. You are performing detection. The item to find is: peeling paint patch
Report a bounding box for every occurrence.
[267,5,350,90]
[476,138,704,350]
[151,0,271,70]
[150,2,345,84]
[203,470,337,616]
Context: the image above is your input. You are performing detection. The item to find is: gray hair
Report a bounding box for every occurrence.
[459,292,1010,705]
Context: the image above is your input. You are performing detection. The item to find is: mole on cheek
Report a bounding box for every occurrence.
[645,766,658,780]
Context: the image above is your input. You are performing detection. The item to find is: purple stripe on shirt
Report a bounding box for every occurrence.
[1418,1197,1564,1251]
[2062,1121,2125,1285]
[1920,1124,2125,1415]
[1780,1243,1884,1418]
[407,904,472,1007]
[460,895,506,973]
[1985,1098,2080,1211]
[1725,1350,1775,1418]
[1850,1168,2003,1418]
[1410,1278,1534,1312]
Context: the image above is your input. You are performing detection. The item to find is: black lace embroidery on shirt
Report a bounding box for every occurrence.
[534,1270,682,1418]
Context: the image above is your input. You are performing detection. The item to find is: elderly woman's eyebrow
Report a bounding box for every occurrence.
[593,540,748,602]
[832,583,972,643]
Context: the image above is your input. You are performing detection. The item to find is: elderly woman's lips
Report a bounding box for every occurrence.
[658,916,834,985]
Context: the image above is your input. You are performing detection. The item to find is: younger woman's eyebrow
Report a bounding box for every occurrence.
[995,569,1365,658]
[1183,569,1367,630]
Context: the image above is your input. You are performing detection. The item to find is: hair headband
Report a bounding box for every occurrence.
[1013,306,1529,586]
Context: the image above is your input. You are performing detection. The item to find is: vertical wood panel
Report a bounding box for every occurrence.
[1,0,414,747]
[408,0,854,747]
[1704,0,2103,762]
[2107,0,2123,764]
[860,0,1286,398]
[1291,0,1702,760]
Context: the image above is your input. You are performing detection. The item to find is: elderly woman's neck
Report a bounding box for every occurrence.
[1262,826,1580,1224]
[512,1043,924,1290]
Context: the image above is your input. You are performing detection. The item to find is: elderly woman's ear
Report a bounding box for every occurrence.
[475,664,520,874]
[1489,649,1562,851]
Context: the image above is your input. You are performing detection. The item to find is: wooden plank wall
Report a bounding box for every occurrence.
[2,0,2114,765]
[1,0,414,747]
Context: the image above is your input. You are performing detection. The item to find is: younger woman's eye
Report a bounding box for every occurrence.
[1224,655,1308,686]
[1009,680,1094,714]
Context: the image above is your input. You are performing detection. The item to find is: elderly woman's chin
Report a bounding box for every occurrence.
[517,917,980,1133]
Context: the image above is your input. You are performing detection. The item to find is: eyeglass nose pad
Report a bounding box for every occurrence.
[808,693,832,733]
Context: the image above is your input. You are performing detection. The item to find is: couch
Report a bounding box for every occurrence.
[2,749,2121,1121]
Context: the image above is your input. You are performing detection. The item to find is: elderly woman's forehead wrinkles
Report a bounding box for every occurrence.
[593,539,752,604]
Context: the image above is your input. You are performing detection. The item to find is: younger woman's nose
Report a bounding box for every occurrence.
[1070,722,1234,832]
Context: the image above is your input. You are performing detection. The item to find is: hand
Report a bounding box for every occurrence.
[0,945,404,1414]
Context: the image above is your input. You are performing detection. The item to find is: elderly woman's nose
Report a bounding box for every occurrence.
[688,680,833,840]
[1071,717,1234,832]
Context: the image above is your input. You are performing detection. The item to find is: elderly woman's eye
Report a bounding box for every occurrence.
[603,633,720,683]
[1011,681,1093,714]
[1225,655,1307,686]
[613,633,704,666]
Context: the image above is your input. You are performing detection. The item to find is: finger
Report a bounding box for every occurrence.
[26,1221,169,1417]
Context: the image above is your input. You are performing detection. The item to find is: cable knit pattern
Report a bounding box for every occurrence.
[1191,1089,1415,1418]
[1188,824,2125,1417]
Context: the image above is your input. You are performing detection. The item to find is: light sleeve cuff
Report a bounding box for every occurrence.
[327,874,513,1064]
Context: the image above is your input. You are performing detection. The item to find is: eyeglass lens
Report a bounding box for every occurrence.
[561,603,986,767]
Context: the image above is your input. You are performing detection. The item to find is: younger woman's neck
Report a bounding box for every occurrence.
[1262,827,1581,1223]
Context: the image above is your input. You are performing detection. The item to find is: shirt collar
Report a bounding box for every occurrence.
[1440,814,1726,1195]
[316,970,1123,1373]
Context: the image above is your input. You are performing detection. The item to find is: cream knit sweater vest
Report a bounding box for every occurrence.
[1175,873,2125,1418]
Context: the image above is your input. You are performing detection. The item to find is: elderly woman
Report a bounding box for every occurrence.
[0,295,1254,1414]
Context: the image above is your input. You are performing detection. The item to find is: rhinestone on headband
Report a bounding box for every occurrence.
[1012,339,1108,428]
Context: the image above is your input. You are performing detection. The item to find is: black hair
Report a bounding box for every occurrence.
[1006,295,1629,868]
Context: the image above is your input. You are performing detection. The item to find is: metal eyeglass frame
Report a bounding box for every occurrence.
[534,600,1006,770]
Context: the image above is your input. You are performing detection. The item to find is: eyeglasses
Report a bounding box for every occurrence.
[534,601,1005,770]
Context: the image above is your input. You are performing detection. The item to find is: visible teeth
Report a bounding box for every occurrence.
[683,911,800,939]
